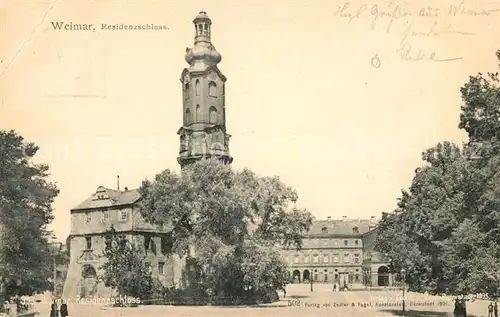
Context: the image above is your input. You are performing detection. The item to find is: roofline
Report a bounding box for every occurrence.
[70,200,141,213]
[180,66,227,83]
[303,234,365,238]
[67,229,172,238]
[361,227,378,237]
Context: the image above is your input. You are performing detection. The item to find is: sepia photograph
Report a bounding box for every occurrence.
[1,0,500,316]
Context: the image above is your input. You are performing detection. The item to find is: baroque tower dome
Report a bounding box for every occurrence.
[184,11,222,70]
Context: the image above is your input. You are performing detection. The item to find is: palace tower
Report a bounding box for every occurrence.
[177,11,233,168]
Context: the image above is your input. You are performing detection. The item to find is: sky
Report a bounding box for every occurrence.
[1,0,499,241]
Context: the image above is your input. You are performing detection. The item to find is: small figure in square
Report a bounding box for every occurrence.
[59,299,68,317]
[50,300,59,317]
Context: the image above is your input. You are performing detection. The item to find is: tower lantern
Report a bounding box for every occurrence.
[193,11,212,44]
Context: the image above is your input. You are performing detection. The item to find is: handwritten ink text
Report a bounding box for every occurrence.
[397,42,463,62]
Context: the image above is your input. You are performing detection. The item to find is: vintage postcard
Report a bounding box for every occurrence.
[1,0,500,316]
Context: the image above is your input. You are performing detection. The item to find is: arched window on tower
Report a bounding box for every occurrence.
[198,24,203,35]
[209,106,218,124]
[209,81,217,97]
[184,83,190,99]
[195,80,200,96]
[196,104,201,122]
[185,108,191,125]
[180,134,187,152]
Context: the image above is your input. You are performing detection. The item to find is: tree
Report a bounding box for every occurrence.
[138,159,312,301]
[376,142,469,290]
[459,50,500,146]
[0,130,59,309]
[454,49,500,301]
[375,50,500,316]
[100,226,153,302]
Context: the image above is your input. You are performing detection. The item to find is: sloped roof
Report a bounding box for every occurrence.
[305,218,377,236]
[71,186,141,211]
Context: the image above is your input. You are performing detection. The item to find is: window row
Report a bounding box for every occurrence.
[290,268,362,283]
[83,234,173,255]
[184,105,219,125]
[321,226,360,235]
[305,239,360,247]
[184,80,218,99]
[84,209,128,224]
[197,23,210,36]
[292,253,361,264]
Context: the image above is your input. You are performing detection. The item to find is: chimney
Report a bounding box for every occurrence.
[342,216,347,220]
[125,187,128,191]
[117,175,120,191]
[327,216,332,221]
[371,216,375,219]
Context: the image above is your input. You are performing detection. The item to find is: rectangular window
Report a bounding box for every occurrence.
[344,240,348,246]
[120,210,128,221]
[145,262,151,273]
[101,211,109,223]
[333,254,339,262]
[85,212,91,223]
[85,236,92,250]
[323,254,329,263]
[161,235,171,255]
[144,235,152,250]
[344,253,350,263]
[313,255,319,264]
[158,262,165,274]
[355,240,359,245]
[294,256,300,264]
[304,255,310,263]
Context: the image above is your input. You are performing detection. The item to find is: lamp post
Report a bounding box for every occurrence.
[310,270,313,292]
[401,268,406,317]
[309,250,313,292]
[344,269,348,290]
[384,253,393,287]
[388,257,393,287]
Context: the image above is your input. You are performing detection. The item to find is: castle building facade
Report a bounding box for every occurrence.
[61,186,183,299]
[284,216,391,288]
[361,226,394,287]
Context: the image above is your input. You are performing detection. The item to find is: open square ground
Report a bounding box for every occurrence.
[33,284,492,317]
